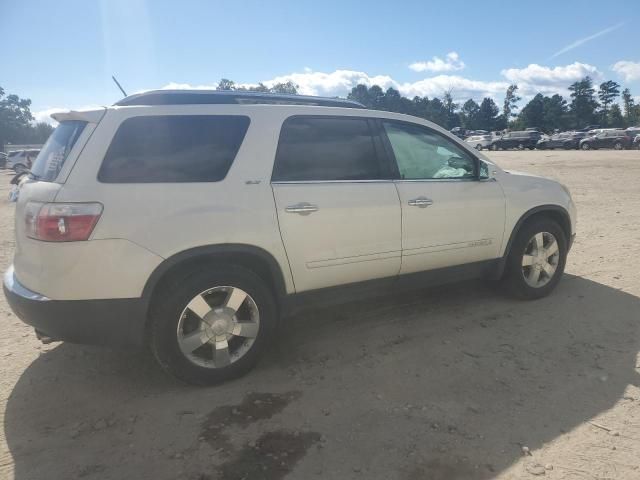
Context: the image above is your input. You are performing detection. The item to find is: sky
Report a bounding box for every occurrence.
[2,0,640,124]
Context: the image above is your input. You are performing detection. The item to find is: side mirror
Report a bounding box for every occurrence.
[478,161,491,180]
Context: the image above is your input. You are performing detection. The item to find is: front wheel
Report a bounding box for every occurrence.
[613,142,623,150]
[501,219,567,300]
[150,265,277,385]
[581,143,591,150]
[476,144,483,151]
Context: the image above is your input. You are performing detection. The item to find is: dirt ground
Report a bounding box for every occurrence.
[1,149,639,480]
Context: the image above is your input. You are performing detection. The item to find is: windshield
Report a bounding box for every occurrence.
[30,120,87,181]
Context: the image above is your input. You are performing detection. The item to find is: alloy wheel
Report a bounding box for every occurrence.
[521,232,560,288]
[177,286,260,368]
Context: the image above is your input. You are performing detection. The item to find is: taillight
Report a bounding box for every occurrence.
[24,202,103,242]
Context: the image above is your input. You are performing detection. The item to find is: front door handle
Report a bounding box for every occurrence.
[285,202,319,215]
[408,196,434,208]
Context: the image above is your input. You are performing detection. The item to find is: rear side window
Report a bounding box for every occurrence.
[99,115,250,183]
[272,116,383,182]
[31,120,87,182]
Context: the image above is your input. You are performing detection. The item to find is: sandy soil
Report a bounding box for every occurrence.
[0,149,639,480]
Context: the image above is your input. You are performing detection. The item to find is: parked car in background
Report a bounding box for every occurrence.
[579,130,633,150]
[450,126,467,139]
[0,153,7,169]
[633,135,640,150]
[536,132,586,150]
[465,134,493,150]
[490,130,541,150]
[6,149,40,172]
[3,90,576,385]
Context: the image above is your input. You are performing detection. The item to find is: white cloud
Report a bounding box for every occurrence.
[550,22,624,58]
[160,69,504,104]
[501,62,602,96]
[409,52,465,73]
[612,61,640,82]
[397,76,508,100]
[261,70,397,96]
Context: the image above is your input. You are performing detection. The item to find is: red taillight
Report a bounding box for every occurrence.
[25,202,103,242]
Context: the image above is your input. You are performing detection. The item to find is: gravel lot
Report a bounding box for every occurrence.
[1,149,639,480]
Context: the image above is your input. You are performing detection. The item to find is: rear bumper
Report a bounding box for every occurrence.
[3,265,146,347]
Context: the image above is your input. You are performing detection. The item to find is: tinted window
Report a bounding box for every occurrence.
[272,116,382,181]
[99,115,250,183]
[383,121,476,180]
[32,120,87,182]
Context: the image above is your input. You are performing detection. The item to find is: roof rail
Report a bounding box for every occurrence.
[114,90,365,108]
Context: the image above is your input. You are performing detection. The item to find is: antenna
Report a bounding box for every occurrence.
[112,76,128,97]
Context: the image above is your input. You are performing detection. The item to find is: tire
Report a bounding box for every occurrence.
[581,143,590,150]
[517,143,525,150]
[476,144,483,151]
[150,265,277,385]
[613,142,623,150]
[501,218,567,300]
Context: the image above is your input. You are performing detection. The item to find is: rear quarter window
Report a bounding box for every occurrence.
[98,115,250,183]
[31,120,87,182]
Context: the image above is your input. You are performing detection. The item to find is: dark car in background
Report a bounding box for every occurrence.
[579,130,633,150]
[490,130,541,150]
[633,135,640,150]
[0,153,7,169]
[537,132,586,150]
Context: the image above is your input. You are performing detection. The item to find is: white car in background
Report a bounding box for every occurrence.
[6,149,40,172]
[465,134,493,150]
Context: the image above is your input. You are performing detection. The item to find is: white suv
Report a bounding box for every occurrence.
[3,91,576,385]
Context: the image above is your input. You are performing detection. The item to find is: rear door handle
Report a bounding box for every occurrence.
[408,196,433,208]
[285,202,318,215]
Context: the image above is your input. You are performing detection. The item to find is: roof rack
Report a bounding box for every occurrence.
[114,90,365,108]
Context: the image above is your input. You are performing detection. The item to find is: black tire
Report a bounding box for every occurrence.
[476,144,483,151]
[501,218,567,300]
[517,143,525,150]
[150,265,277,385]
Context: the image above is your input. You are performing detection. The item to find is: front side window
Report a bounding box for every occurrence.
[272,116,382,182]
[383,121,476,180]
[99,115,250,183]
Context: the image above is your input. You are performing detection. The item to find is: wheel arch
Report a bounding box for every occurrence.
[493,205,572,279]
[141,244,289,311]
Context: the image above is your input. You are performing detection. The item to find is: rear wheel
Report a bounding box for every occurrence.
[501,219,567,300]
[150,265,277,385]
[476,144,483,151]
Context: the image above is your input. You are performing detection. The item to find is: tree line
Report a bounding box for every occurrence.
[3,75,639,151]
[348,77,640,133]
[216,76,640,133]
[0,87,54,150]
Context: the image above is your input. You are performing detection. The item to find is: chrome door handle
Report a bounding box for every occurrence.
[285,202,318,215]
[408,197,433,208]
